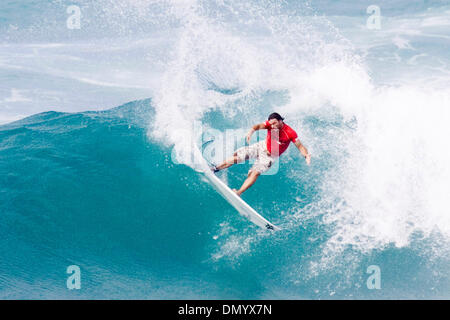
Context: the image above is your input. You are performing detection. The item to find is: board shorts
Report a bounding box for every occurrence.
[235,140,277,174]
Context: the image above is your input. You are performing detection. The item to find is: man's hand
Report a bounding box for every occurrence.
[294,139,310,165]
[305,153,311,165]
[246,128,255,144]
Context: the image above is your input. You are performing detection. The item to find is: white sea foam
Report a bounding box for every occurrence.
[145,1,450,269]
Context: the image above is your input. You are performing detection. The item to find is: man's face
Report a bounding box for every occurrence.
[268,118,283,130]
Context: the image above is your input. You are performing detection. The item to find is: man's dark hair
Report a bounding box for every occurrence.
[268,112,284,121]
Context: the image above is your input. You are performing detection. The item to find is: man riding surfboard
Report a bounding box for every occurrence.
[212,112,311,196]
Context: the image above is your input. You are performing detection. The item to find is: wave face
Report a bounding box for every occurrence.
[1,97,449,299]
[1,0,450,299]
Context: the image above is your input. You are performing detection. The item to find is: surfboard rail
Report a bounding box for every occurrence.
[204,170,281,231]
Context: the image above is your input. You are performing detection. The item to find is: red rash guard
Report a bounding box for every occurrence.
[264,120,298,157]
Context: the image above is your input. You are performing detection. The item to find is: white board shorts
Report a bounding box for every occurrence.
[235,140,277,174]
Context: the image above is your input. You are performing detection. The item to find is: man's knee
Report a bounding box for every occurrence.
[248,170,261,178]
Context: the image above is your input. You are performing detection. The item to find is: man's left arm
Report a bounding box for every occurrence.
[293,138,311,165]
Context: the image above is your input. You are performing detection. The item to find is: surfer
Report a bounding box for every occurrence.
[212,112,311,196]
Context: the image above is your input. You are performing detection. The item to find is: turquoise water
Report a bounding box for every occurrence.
[0,0,449,299]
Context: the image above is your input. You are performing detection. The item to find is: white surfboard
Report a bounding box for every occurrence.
[194,145,281,231]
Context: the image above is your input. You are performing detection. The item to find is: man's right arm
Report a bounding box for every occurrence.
[246,122,268,144]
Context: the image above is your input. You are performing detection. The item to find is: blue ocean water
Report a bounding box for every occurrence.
[1,0,449,299]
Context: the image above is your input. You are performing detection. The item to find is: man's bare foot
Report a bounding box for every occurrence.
[210,165,220,173]
[232,189,242,197]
